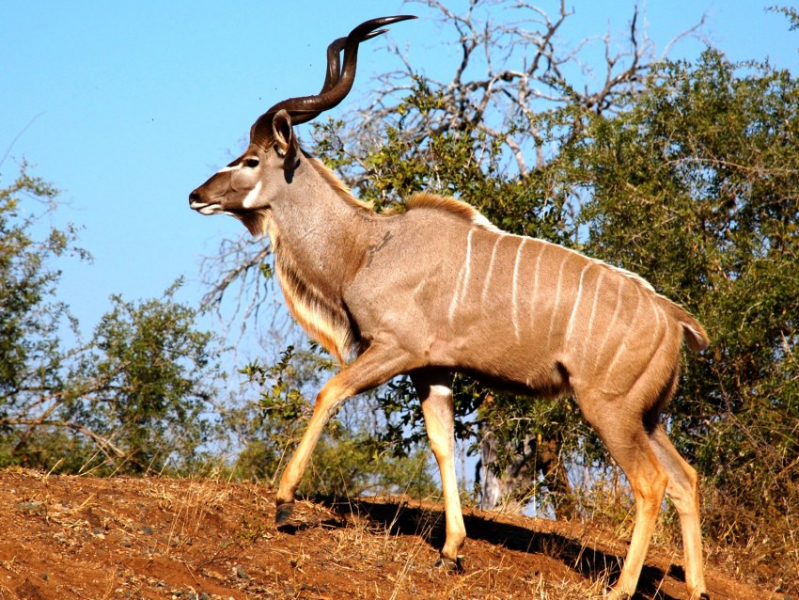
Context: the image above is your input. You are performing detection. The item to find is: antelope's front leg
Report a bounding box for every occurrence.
[412,369,466,571]
[275,344,416,524]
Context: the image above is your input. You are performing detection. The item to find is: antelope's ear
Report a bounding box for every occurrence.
[272,109,300,171]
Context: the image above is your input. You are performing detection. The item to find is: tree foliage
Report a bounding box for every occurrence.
[0,166,223,475]
[575,50,799,542]
[60,284,221,474]
[0,166,76,411]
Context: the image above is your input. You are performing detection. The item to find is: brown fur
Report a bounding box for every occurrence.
[405,193,707,352]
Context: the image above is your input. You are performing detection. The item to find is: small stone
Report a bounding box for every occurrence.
[234,565,250,579]
[15,501,46,517]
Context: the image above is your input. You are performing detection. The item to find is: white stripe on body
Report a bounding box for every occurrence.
[546,253,570,350]
[481,235,503,311]
[530,242,547,332]
[648,293,667,350]
[448,229,475,328]
[583,269,605,362]
[594,275,626,382]
[511,238,527,342]
[603,283,642,391]
[565,262,591,344]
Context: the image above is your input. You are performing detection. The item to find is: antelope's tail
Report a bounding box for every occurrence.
[667,302,709,352]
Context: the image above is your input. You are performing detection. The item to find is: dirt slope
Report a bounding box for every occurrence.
[0,469,781,599]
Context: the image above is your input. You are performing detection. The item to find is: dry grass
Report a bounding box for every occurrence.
[0,467,789,599]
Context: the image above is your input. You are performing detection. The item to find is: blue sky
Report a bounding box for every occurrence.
[1,0,796,342]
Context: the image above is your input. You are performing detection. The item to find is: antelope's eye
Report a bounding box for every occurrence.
[244,158,260,168]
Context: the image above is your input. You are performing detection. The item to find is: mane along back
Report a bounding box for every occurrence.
[406,192,502,233]
[307,157,374,212]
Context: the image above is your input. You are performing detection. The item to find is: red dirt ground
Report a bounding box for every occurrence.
[0,469,783,599]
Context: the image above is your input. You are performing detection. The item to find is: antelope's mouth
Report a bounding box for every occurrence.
[189,189,223,215]
[190,200,222,215]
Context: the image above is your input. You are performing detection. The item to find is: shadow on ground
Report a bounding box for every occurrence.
[298,495,691,600]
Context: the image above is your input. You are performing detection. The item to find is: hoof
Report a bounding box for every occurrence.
[435,555,464,574]
[275,502,295,526]
[603,588,631,600]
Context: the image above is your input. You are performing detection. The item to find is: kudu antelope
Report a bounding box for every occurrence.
[189,16,709,600]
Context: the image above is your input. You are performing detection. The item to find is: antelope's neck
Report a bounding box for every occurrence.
[267,176,377,363]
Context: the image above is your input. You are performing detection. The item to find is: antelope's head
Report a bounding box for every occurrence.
[189,15,415,236]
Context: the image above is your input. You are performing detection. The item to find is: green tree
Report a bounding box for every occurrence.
[0,166,224,474]
[61,283,222,474]
[318,7,799,579]
[0,164,83,466]
[576,50,799,557]
[327,32,799,589]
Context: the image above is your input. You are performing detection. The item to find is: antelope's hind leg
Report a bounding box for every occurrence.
[650,426,708,600]
[412,369,466,572]
[578,395,669,599]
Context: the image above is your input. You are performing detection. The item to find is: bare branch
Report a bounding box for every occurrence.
[2,418,127,459]
[661,11,709,59]
[330,0,698,181]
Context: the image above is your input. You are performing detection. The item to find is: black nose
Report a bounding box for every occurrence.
[189,189,201,204]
